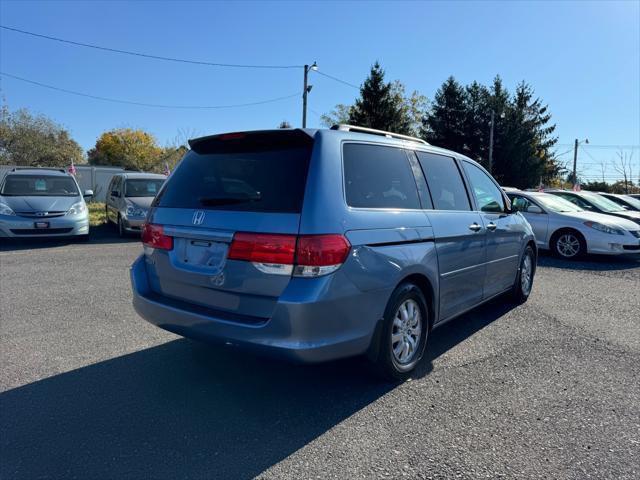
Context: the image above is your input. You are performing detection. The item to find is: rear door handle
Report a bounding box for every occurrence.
[468,223,482,232]
[486,222,497,231]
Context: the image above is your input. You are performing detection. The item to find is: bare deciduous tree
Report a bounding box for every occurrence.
[611,150,634,194]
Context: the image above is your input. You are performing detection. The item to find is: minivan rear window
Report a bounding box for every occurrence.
[155,145,312,213]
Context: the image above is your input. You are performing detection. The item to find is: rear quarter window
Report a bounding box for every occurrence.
[343,143,421,209]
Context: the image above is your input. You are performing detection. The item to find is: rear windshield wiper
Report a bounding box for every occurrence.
[198,193,261,206]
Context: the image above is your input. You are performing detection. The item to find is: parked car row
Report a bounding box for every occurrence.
[0,168,165,239]
[504,188,640,258]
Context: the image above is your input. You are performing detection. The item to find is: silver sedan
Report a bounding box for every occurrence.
[507,190,640,258]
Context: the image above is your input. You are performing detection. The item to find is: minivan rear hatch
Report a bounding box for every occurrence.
[144,129,314,322]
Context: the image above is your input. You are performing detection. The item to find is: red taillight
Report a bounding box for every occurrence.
[228,232,351,276]
[142,223,173,251]
[296,234,351,266]
[228,232,296,264]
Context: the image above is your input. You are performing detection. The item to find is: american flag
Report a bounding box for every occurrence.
[572,182,581,192]
[68,160,77,176]
[163,162,171,176]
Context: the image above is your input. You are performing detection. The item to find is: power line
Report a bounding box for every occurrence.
[554,147,575,157]
[0,72,301,109]
[0,25,302,69]
[313,70,360,90]
[556,143,640,149]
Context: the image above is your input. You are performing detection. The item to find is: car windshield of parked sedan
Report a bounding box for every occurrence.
[619,195,640,210]
[533,194,583,212]
[0,175,79,197]
[580,192,627,212]
[125,179,164,197]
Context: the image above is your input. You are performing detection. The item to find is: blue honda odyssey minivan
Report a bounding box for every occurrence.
[131,125,536,379]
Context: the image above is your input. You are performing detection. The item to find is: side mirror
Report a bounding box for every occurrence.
[528,205,543,214]
[83,189,94,198]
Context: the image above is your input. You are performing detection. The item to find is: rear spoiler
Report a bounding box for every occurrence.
[188,129,316,154]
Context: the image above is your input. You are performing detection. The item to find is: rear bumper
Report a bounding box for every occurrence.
[0,213,89,238]
[130,255,384,363]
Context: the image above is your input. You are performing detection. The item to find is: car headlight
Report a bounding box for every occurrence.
[584,221,625,236]
[0,203,15,216]
[126,205,147,217]
[67,202,86,215]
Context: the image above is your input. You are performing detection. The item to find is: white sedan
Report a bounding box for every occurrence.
[507,190,640,259]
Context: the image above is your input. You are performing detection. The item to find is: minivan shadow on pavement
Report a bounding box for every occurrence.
[0,224,139,252]
[0,299,510,480]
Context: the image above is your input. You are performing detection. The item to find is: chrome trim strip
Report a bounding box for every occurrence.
[162,225,234,242]
[440,255,519,278]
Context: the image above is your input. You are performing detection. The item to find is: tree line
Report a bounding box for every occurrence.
[322,62,561,189]
[0,103,187,173]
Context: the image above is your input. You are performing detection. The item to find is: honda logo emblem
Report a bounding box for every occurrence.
[192,211,205,225]
[35,212,48,217]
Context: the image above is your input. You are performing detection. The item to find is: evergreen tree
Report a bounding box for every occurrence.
[421,76,467,152]
[462,81,490,164]
[493,82,558,188]
[348,62,415,135]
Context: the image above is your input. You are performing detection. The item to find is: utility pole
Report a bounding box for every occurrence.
[572,138,578,185]
[302,62,317,128]
[571,138,589,187]
[488,110,495,174]
[302,65,309,128]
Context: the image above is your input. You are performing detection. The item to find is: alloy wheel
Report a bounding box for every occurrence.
[557,234,580,258]
[520,253,533,296]
[391,299,422,365]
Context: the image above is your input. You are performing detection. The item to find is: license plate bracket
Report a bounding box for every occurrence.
[34,221,50,229]
[177,239,228,271]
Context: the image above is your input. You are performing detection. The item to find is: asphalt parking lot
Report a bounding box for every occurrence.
[1,229,639,479]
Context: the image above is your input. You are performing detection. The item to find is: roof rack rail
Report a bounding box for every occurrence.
[11,167,67,173]
[330,124,429,145]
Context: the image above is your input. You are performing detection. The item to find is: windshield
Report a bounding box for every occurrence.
[580,192,626,212]
[0,175,79,197]
[125,179,165,197]
[618,195,640,210]
[534,194,583,212]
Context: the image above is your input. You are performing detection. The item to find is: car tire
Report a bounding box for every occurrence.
[118,215,126,238]
[370,282,429,382]
[551,229,586,260]
[105,205,111,225]
[512,245,536,304]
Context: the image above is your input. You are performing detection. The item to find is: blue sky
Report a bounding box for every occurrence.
[1,0,638,181]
